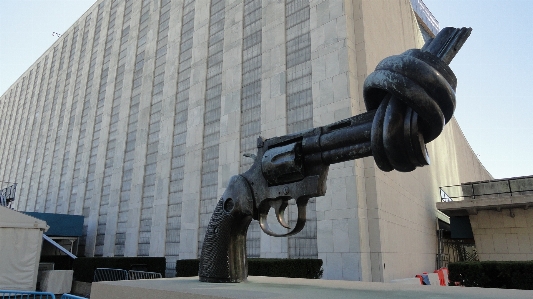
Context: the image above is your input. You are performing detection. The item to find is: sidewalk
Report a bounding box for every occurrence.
[90,276,533,299]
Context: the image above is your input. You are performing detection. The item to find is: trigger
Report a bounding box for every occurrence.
[270,200,290,229]
[259,207,307,237]
[259,215,278,236]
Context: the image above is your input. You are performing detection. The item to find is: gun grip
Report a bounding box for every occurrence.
[199,175,253,282]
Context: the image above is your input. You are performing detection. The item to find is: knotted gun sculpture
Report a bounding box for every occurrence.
[199,27,471,282]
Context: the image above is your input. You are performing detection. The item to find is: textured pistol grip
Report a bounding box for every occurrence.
[199,175,253,283]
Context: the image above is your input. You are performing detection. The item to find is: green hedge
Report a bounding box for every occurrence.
[72,257,166,282]
[248,258,323,279]
[176,259,200,277]
[448,261,533,289]
[176,258,323,279]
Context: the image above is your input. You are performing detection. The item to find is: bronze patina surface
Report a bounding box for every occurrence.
[199,27,472,283]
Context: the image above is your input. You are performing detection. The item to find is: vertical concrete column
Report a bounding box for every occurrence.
[11,79,27,184]
[44,36,75,213]
[239,0,263,258]
[178,0,210,260]
[0,91,7,180]
[0,88,12,178]
[36,46,64,212]
[23,60,48,212]
[341,0,374,280]
[14,76,34,185]
[0,90,9,135]
[76,4,116,256]
[0,85,16,173]
[22,54,51,212]
[104,0,141,256]
[0,82,22,186]
[0,90,12,163]
[124,0,161,257]
[309,0,369,280]
[166,0,195,269]
[148,0,183,257]
[15,62,43,211]
[87,1,127,257]
[60,15,98,216]
[12,70,36,212]
[353,0,384,282]
[5,79,21,185]
[51,26,84,214]
[31,50,58,212]
[259,0,289,258]
[217,0,243,206]
[0,82,19,184]
[11,80,28,181]
[0,89,9,181]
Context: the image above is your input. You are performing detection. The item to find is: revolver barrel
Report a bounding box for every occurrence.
[302,111,375,165]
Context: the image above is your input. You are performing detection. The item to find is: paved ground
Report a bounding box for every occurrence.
[91,276,533,299]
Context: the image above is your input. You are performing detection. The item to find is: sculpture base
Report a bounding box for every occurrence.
[90,276,532,299]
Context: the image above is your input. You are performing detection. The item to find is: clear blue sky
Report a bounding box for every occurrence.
[1,0,532,180]
[423,0,533,179]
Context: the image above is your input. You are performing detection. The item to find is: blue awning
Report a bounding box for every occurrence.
[23,212,83,237]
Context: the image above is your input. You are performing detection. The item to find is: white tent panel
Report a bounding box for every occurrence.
[0,206,48,291]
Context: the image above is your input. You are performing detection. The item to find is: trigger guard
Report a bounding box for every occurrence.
[258,201,308,237]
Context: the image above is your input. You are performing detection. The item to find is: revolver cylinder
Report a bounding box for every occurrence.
[262,143,305,185]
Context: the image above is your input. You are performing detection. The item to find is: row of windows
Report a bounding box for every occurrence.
[198,0,226,255]
[0,0,320,261]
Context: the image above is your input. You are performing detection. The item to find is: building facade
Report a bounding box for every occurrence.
[0,0,490,281]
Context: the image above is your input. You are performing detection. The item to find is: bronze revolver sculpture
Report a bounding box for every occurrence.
[199,27,471,282]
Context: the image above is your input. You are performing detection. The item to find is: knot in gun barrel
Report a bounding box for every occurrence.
[361,26,471,172]
[363,48,457,172]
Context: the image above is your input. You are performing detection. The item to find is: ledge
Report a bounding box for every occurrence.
[437,194,533,217]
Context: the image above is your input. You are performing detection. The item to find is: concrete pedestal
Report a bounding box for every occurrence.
[90,276,533,299]
[39,270,73,294]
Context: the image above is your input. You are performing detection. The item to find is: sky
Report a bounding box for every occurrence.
[423,0,533,179]
[0,0,532,180]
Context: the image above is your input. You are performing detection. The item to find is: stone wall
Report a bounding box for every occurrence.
[470,208,533,261]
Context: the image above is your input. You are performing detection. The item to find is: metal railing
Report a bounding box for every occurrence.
[0,291,87,299]
[128,270,162,280]
[0,183,17,208]
[93,268,129,282]
[440,176,533,201]
[60,295,87,299]
[93,268,163,282]
[0,290,55,299]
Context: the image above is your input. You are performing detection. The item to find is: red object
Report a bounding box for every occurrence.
[434,268,449,286]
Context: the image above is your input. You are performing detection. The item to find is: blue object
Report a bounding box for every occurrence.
[60,294,88,299]
[421,274,431,285]
[24,212,83,237]
[0,290,56,298]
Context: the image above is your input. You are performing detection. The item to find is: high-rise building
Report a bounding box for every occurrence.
[0,0,490,281]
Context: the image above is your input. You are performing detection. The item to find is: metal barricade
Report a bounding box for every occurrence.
[93,268,129,282]
[59,294,87,299]
[128,270,162,280]
[0,290,56,299]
